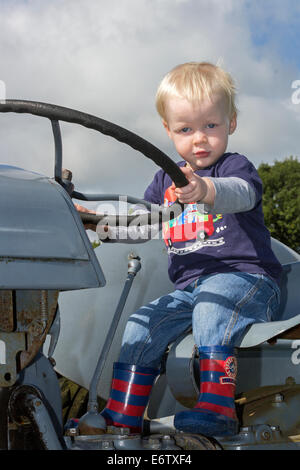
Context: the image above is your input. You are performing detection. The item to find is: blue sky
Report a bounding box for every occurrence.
[246,1,300,69]
[0,0,299,198]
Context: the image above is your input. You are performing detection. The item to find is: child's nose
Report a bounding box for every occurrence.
[193,130,208,145]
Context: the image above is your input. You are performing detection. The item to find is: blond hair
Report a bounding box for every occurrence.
[155,62,238,121]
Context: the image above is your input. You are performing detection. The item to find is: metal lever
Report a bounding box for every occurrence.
[78,253,141,435]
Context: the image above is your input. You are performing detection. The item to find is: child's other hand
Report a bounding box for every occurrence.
[74,202,97,231]
[74,202,94,214]
[172,166,209,204]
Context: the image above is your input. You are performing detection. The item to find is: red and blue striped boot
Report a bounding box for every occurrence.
[100,362,159,433]
[174,346,239,436]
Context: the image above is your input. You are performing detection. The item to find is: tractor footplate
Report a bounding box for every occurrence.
[64,426,218,451]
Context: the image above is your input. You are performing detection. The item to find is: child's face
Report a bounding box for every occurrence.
[163,94,236,170]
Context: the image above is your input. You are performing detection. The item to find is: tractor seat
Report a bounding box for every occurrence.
[238,261,300,348]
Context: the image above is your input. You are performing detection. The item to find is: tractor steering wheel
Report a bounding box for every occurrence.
[0,100,189,226]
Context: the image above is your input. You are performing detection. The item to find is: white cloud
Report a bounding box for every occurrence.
[229,93,300,163]
[0,0,299,197]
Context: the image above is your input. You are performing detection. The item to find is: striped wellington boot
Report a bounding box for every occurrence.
[100,362,159,433]
[174,346,239,436]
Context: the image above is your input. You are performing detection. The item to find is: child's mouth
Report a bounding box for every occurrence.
[194,151,210,158]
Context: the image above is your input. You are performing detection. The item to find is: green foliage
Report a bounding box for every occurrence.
[257,156,300,253]
[91,240,101,249]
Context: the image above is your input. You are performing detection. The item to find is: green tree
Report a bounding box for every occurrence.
[257,156,300,253]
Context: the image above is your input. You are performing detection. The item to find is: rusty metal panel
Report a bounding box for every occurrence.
[0,289,59,387]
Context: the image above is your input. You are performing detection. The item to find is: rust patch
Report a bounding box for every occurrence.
[0,291,14,332]
[78,421,106,436]
[1,290,59,386]
[18,290,59,369]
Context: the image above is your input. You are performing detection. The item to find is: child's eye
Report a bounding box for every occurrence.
[206,123,216,129]
[181,127,192,133]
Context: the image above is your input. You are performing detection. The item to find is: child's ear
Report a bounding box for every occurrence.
[162,119,172,139]
[229,113,237,135]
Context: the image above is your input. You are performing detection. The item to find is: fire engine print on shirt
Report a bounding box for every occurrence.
[163,186,227,256]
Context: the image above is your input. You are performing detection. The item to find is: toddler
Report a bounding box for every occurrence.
[91,62,282,437]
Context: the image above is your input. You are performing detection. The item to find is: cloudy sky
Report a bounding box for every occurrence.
[0,0,299,201]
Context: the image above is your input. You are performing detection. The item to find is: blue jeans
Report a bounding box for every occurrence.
[119,272,281,369]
